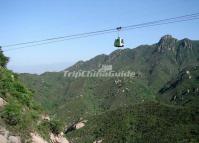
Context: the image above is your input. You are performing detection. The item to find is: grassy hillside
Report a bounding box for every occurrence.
[0,48,65,142]
[0,49,41,141]
[0,66,41,140]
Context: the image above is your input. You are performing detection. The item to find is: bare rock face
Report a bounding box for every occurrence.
[0,127,21,143]
[8,136,21,143]
[0,97,7,108]
[31,132,70,143]
[0,134,7,143]
[31,133,48,143]
[41,114,50,121]
[74,120,87,130]
[93,139,103,143]
[75,122,85,129]
[65,119,87,134]
[50,133,69,143]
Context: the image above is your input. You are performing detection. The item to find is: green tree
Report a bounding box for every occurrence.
[0,47,9,67]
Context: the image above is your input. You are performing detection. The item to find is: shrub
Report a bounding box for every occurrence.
[1,102,21,125]
[49,119,62,135]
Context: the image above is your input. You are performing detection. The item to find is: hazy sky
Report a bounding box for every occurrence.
[0,0,199,74]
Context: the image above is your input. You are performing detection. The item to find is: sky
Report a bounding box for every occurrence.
[0,0,199,74]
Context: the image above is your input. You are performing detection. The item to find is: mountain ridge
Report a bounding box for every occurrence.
[67,35,198,72]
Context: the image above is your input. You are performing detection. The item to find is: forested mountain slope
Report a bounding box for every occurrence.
[19,35,199,123]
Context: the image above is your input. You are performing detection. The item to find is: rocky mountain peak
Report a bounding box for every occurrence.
[157,35,178,52]
[180,38,192,49]
[159,35,178,43]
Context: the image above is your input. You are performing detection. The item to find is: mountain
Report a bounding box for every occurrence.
[18,35,199,142]
[68,35,199,89]
[19,35,199,121]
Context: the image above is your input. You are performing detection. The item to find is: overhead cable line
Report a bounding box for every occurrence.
[2,12,199,52]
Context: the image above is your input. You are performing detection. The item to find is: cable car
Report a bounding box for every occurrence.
[114,37,124,47]
[114,27,124,48]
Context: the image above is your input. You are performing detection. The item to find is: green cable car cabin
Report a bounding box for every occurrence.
[114,37,124,48]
